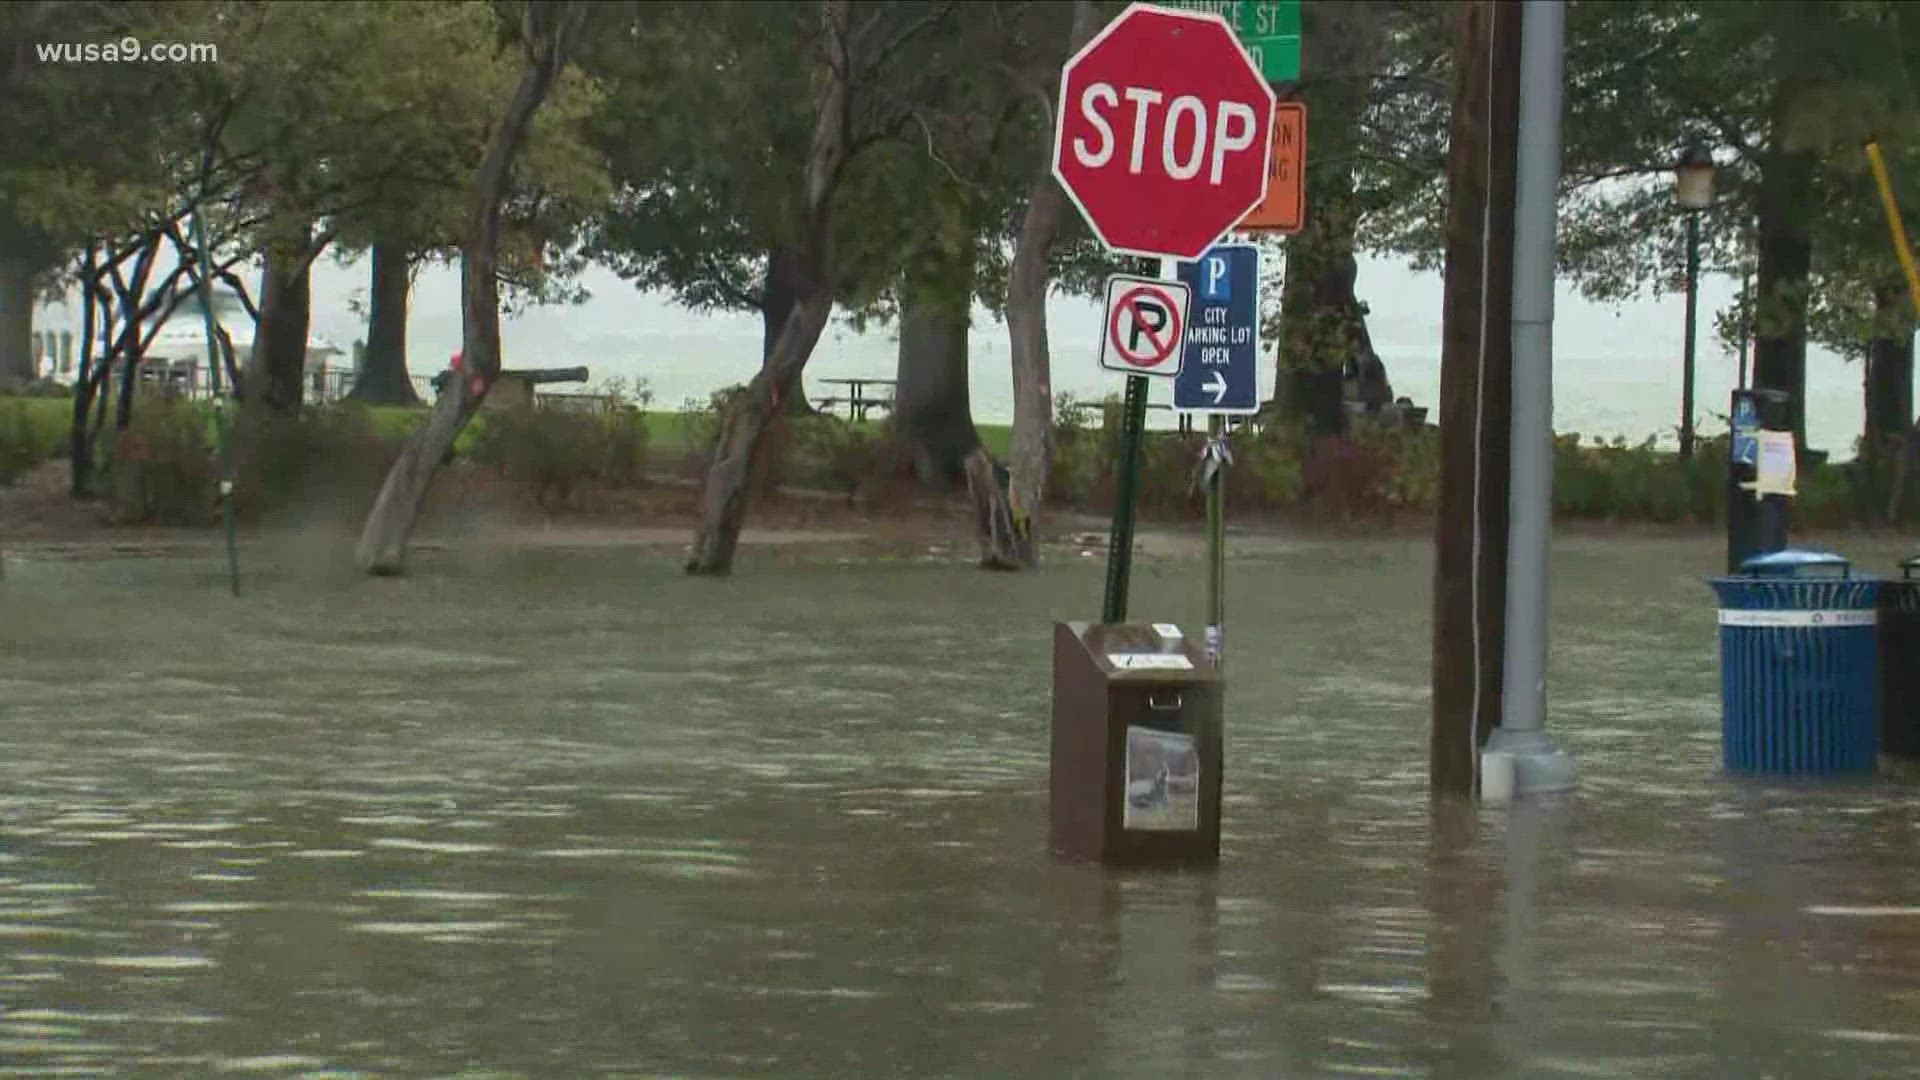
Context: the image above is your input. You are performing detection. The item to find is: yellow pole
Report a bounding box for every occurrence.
[1865,140,1920,321]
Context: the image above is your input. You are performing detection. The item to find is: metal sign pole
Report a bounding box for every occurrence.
[189,203,241,598]
[1205,413,1226,668]
[1102,373,1150,623]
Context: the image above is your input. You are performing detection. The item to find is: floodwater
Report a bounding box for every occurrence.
[1,531,1918,1077]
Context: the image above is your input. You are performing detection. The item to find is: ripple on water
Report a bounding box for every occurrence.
[357,888,513,905]
[368,838,499,855]
[0,923,94,940]
[84,954,218,971]
[214,1054,332,1072]
[1825,1029,1920,1044]
[160,901,268,914]
[350,920,515,939]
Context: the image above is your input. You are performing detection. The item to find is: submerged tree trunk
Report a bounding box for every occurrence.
[355,0,582,575]
[1430,0,1519,799]
[894,294,977,486]
[1274,0,1390,436]
[688,290,837,573]
[243,222,316,414]
[348,240,419,405]
[1003,170,1063,568]
[68,248,100,497]
[1865,284,1916,520]
[891,253,1022,568]
[687,0,855,576]
[0,253,36,384]
[1003,0,1103,569]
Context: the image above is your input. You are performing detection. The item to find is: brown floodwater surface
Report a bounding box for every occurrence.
[1,532,1917,1076]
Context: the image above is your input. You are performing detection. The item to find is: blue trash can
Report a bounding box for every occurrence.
[1708,550,1881,775]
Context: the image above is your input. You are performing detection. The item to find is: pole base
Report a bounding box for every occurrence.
[1482,727,1574,798]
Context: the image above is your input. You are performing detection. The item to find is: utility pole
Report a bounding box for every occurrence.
[1430,0,1521,798]
[1484,0,1574,796]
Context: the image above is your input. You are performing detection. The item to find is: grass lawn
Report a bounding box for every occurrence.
[10,394,1015,466]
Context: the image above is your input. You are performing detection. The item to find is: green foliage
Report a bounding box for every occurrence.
[1350,423,1442,509]
[472,404,649,508]
[0,397,67,485]
[1551,433,1731,524]
[229,405,399,520]
[1225,419,1309,508]
[1047,393,1112,508]
[787,415,886,495]
[99,400,215,525]
[675,385,748,474]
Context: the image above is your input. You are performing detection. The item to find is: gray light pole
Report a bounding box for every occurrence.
[1485,0,1573,797]
[1675,147,1715,461]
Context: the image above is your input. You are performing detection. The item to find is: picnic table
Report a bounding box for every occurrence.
[816,377,896,423]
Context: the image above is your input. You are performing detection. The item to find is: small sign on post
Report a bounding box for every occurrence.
[1174,244,1260,414]
[1237,103,1307,234]
[1099,275,1192,379]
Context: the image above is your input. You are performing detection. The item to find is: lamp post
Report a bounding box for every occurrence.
[1675,146,1715,460]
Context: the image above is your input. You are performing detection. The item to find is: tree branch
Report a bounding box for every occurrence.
[858,1,955,75]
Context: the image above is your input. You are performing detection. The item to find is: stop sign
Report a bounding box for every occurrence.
[1052,4,1276,260]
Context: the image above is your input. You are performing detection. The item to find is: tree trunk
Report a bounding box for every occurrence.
[0,253,36,384]
[348,240,419,405]
[687,290,837,574]
[962,447,1020,571]
[892,252,1023,569]
[69,248,99,498]
[686,0,853,576]
[108,240,160,433]
[1004,170,1062,568]
[894,256,980,486]
[243,223,316,414]
[1430,0,1520,799]
[1274,0,1390,436]
[1003,0,1103,568]
[763,246,813,415]
[1752,93,1815,455]
[355,0,581,575]
[1865,284,1916,519]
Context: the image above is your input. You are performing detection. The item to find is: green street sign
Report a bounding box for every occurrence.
[1165,0,1301,84]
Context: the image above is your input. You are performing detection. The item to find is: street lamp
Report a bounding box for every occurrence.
[1675,146,1715,460]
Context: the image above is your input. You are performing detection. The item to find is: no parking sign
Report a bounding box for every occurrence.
[1097,275,1192,379]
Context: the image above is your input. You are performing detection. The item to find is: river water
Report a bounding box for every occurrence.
[2,533,1918,1076]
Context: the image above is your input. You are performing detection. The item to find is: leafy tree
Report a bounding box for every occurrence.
[0,2,188,385]
[356,0,592,574]
[1544,0,1911,455]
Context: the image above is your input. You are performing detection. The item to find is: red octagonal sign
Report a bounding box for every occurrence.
[1052,3,1276,261]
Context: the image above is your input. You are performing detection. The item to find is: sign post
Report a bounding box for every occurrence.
[1097,273,1190,622]
[1047,2,1285,869]
[1175,244,1260,667]
[189,196,240,598]
[1053,1,1275,624]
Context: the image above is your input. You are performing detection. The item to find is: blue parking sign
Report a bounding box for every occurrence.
[1174,244,1260,415]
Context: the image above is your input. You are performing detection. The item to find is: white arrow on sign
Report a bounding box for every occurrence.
[1206,370,1228,403]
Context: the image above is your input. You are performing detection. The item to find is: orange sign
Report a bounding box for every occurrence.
[1238,102,1306,234]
